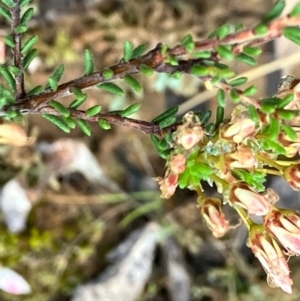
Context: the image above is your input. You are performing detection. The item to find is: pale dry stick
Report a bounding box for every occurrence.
[178,51,300,114]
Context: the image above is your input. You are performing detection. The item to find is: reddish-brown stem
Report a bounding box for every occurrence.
[2,12,300,133]
[11,0,25,99]
[38,106,173,136]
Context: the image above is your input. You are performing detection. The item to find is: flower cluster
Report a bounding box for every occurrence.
[155,75,300,293]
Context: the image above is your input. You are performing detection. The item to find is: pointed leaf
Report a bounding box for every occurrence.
[229,77,248,87]
[20,7,34,25]
[23,48,38,69]
[151,106,178,123]
[263,0,285,22]
[84,49,94,75]
[217,88,226,107]
[124,75,143,94]
[123,41,133,62]
[21,35,38,54]
[77,119,91,136]
[42,114,70,133]
[120,103,141,117]
[0,7,11,21]
[98,119,111,130]
[97,82,125,96]
[0,67,15,91]
[132,43,148,58]
[236,53,256,66]
[86,105,102,116]
[49,100,70,117]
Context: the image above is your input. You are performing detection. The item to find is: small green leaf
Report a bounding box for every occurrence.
[236,53,256,66]
[97,82,125,96]
[123,41,133,62]
[166,55,178,66]
[42,114,70,133]
[71,87,85,99]
[102,68,114,80]
[2,0,15,7]
[77,119,91,136]
[268,117,280,140]
[0,7,11,21]
[119,103,141,117]
[150,134,160,149]
[248,105,259,123]
[15,24,27,34]
[180,34,193,46]
[217,89,226,107]
[170,71,182,79]
[4,34,15,47]
[23,48,38,69]
[261,102,276,114]
[20,0,32,7]
[86,105,102,116]
[178,169,190,189]
[254,23,268,35]
[20,7,34,25]
[243,85,257,96]
[200,110,212,125]
[0,67,15,91]
[62,116,76,129]
[243,46,262,57]
[8,66,20,75]
[124,75,143,94]
[69,94,87,109]
[158,116,176,129]
[132,44,148,58]
[263,0,285,22]
[27,85,43,96]
[49,100,70,117]
[46,64,64,91]
[218,24,230,39]
[189,65,208,76]
[281,124,297,141]
[230,89,240,103]
[140,64,154,76]
[264,139,286,154]
[160,44,168,55]
[157,139,169,151]
[215,106,224,127]
[21,35,38,54]
[84,49,94,75]
[192,51,211,59]
[229,77,248,87]
[98,119,111,130]
[277,94,294,109]
[283,27,300,45]
[277,109,297,120]
[235,23,244,31]
[291,3,300,17]
[216,45,233,60]
[152,106,178,123]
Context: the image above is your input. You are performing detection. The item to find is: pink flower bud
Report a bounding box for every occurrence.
[222,119,256,143]
[228,145,257,169]
[169,154,186,174]
[248,227,292,294]
[198,198,230,238]
[229,183,278,216]
[284,164,300,191]
[156,172,178,199]
[173,112,204,150]
[265,209,300,256]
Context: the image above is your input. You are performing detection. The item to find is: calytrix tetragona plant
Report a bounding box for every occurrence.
[1,0,300,294]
